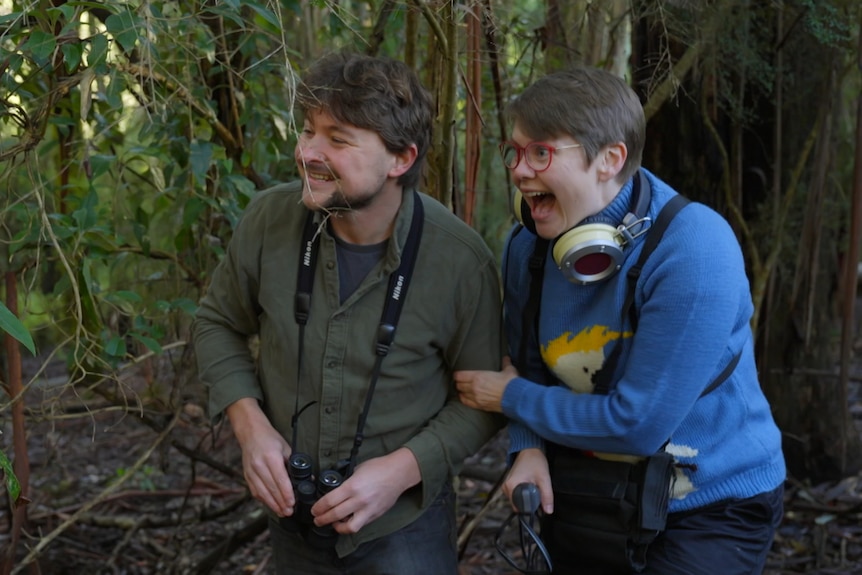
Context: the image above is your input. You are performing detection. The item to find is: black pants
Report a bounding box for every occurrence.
[642,484,784,575]
[269,483,457,575]
[546,484,784,575]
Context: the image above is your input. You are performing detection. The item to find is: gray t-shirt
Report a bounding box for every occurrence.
[332,232,387,303]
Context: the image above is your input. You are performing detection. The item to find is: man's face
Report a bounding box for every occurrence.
[509,123,608,240]
[295,110,399,213]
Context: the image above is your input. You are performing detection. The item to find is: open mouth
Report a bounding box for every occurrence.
[306,171,336,182]
[302,162,339,183]
[524,191,555,220]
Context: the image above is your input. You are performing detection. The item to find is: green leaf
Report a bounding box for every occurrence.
[103,71,126,109]
[81,258,95,296]
[130,332,162,355]
[54,3,77,22]
[61,42,83,73]
[171,298,198,315]
[189,140,213,183]
[113,291,143,303]
[223,174,257,201]
[81,229,119,254]
[9,228,33,255]
[247,3,281,31]
[87,33,109,72]
[105,335,127,358]
[0,302,36,356]
[72,188,99,230]
[88,154,116,180]
[0,52,23,78]
[105,11,141,54]
[132,207,151,256]
[0,450,21,505]
[0,12,23,27]
[182,197,206,229]
[24,30,56,61]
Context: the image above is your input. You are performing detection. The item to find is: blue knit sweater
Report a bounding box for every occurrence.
[501,169,786,513]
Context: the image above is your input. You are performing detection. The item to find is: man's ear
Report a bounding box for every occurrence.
[596,142,628,183]
[389,144,418,178]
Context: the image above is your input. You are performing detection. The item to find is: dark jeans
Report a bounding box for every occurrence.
[642,484,784,575]
[546,483,784,575]
[269,483,457,575]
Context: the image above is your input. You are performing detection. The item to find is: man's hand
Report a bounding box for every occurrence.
[310,447,421,534]
[503,448,554,515]
[454,356,519,413]
[227,398,295,517]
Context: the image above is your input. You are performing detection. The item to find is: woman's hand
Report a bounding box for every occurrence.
[454,357,519,413]
[504,448,553,515]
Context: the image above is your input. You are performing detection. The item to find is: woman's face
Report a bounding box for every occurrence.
[508,124,611,240]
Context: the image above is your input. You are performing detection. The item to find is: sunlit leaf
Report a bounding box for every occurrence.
[87,33,108,71]
[247,2,281,31]
[0,302,36,356]
[105,11,141,54]
[0,12,23,26]
[0,450,21,505]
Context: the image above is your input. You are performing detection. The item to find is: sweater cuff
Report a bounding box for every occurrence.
[501,376,533,419]
[507,421,544,463]
[502,378,544,461]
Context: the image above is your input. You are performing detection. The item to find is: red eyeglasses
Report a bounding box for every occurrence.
[500,141,583,172]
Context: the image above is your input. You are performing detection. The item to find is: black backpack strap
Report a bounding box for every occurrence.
[624,194,691,332]
[592,194,739,398]
[700,350,741,397]
[516,233,549,373]
[593,194,690,395]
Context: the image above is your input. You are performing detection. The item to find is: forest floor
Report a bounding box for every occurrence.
[4,349,862,574]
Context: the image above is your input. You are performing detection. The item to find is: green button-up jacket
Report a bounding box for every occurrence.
[194,182,504,555]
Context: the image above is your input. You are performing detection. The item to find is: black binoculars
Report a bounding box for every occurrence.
[286,452,345,549]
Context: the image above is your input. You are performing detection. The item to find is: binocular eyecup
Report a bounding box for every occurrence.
[286,452,345,549]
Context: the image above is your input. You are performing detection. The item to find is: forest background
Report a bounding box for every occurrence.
[2,0,862,573]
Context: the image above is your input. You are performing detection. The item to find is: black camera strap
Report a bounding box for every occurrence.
[292,191,425,475]
[291,211,322,449]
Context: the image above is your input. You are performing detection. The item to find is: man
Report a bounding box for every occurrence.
[455,65,785,574]
[194,52,503,574]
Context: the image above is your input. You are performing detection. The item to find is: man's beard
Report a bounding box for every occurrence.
[317,187,378,212]
[300,160,384,213]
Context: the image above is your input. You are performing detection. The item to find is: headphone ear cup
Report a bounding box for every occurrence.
[552,224,625,285]
[512,189,537,234]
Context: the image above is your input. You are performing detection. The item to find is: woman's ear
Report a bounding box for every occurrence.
[597,142,628,183]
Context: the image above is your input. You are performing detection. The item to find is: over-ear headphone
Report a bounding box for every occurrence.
[514,170,652,284]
